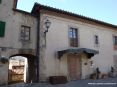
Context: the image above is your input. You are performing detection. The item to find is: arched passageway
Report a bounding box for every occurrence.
[8,54,36,84]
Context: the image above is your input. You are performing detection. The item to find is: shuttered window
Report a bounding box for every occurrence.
[0,0,2,4]
[0,21,6,37]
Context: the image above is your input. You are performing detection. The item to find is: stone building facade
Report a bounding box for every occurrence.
[0,0,117,85]
[0,0,37,85]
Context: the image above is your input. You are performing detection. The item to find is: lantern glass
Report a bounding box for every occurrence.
[45,19,51,29]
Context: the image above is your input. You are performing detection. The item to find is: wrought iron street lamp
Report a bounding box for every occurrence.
[44,19,51,35]
[44,18,51,47]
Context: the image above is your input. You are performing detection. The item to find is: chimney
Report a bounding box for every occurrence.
[13,0,18,9]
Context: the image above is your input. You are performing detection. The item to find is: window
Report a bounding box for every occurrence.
[0,0,2,4]
[113,36,117,50]
[69,27,78,47]
[113,36,117,45]
[20,25,30,41]
[94,35,99,46]
[0,21,6,37]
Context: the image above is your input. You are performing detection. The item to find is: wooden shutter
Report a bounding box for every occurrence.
[0,21,6,37]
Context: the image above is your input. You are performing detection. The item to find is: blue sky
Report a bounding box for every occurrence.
[17,0,117,25]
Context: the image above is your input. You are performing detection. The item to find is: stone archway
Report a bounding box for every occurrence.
[9,54,36,84]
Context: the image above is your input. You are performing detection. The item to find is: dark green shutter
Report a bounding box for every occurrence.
[0,21,6,37]
[0,0,1,4]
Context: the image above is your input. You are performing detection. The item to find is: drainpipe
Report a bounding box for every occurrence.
[36,12,40,82]
[13,0,18,9]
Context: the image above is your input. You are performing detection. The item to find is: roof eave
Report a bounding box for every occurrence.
[31,3,117,28]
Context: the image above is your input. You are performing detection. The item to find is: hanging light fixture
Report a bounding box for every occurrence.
[44,19,51,34]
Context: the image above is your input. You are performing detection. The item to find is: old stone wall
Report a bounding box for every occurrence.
[0,0,37,84]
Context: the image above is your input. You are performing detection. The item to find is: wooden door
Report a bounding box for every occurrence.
[68,54,81,80]
[9,66,24,83]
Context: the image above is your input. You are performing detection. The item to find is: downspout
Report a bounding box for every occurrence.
[13,0,18,9]
[36,12,40,82]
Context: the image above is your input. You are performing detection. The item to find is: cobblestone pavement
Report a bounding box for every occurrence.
[1,77,117,87]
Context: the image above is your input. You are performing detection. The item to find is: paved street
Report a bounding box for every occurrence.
[1,77,117,87]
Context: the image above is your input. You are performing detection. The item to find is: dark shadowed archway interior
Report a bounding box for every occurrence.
[8,54,36,84]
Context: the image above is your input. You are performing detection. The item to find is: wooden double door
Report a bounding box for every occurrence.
[68,54,81,80]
